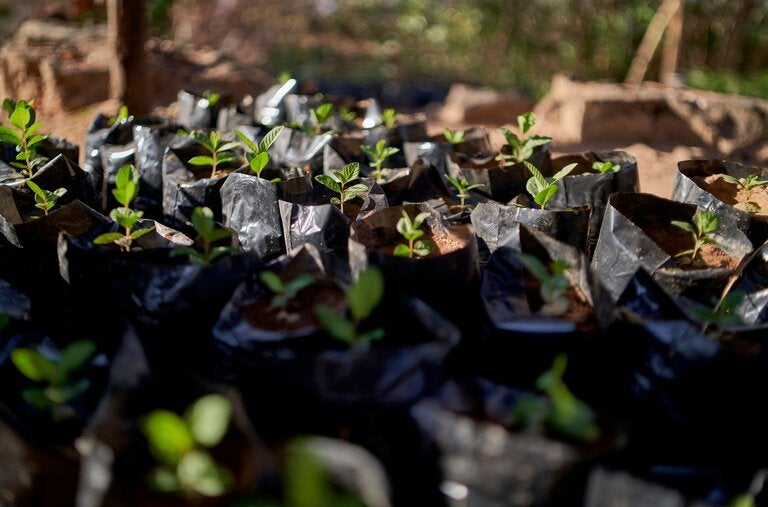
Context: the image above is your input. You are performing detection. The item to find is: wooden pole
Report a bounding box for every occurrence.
[107,0,149,114]
[625,0,682,86]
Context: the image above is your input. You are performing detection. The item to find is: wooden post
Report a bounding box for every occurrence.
[107,0,149,114]
[625,0,682,86]
[659,0,683,85]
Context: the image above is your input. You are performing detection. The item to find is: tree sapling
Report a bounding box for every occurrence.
[234,125,284,179]
[443,128,465,145]
[11,340,96,420]
[314,162,368,214]
[518,253,571,316]
[141,394,234,497]
[445,173,484,212]
[0,99,49,177]
[670,209,720,266]
[314,267,385,348]
[170,207,237,265]
[311,102,334,134]
[379,108,397,129]
[259,270,315,309]
[496,112,551,166]
[180,129,239,179]
[592,161,620,173]
[721,173,768,213]
[394,210,435,258]
[361,139,399,183]
[93,164,154,252]
[524,161,577,209]
[25,179,66,217]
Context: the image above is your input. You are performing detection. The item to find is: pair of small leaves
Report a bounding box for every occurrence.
[380,108,397,129]
[142,394,233,497]
[235,125,284,176]
[446,174,484,197]
[314,267,385,347]
[498,112,552,163]
[361,139,399,166]
[722,173,768,191]
[25,179,66,215]
[524,161,577,209]
[592,161,620,173]
[670,209,720,262]
[315,163,368,207]
[311,103,334,128]
[693,290,745,328]
[443,128,465,144]
[94,167,153,250]
[260,271,315,309]
[184,130,239,176]
[393,210,435,258]
[113,164,140,207]
[169,207,237,265]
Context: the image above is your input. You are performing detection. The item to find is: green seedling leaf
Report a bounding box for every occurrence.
[393,244,411,257]
[380,108,397,128]
[534,186,558,208]
[56,378,91,404]
[347,267,384,322]
[10,104,31,130]
[59,341,96,376]
[340,162,360,183]
[191,207,230,244]
[148,466,181,493]
[443,128,465,144]
[22,387,50,410]
[592,161,620,173]
[518,111,535,135]
[412,240,434,257]
[185,394,232,448]
[315,305,356,343]
[518,253,551,282]
[142,410,195,466]
[341,183,368,202]
[178,449,232,497]
[260,125,284,152]
[0,125,20,143]
[188,155,215,166]
[130,226,154,240]
[721,174,740,185]
[259,270,285,294]
[11,348,58,383]
[234,129,259,153]
[315,174,340,193]
[670,220,695,234]
[93,232,126,245]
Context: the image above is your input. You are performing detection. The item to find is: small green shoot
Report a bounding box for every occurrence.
[235,126,284,178]
[380,108,397,129]
[0,98,49,177]
[25,179,66,217]
[107,105,130,126]
[518,253,571,316]
[592,161,620,173]
[311,103,334,134]
[496,112,551,165]
[169,207,237,265]
[339,106,358,122]
[443,128,465,145]
[524,161,577,209]
[536,354,600,442]
[393,210,434,258]
[670,209,720,266]
[360,139,399,183]
[141,394,233,497]
[445,174,484,211]
[314,267,385,348]
[277,71,293,84]
[202,90,221,107]
[93,164,153,252]
[694,290,745,330]
[11,340,96,419]
[180,130,239,179]
[259,271,315,309]
[314,162,368,214]
[721,173,768,191]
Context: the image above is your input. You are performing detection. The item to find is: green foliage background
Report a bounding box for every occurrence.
[165,0,768,99]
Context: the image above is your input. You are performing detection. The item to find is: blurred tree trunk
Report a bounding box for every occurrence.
[107,0,149,114]
[720,0,755,71]
[625,0,682,85]
[659,0,683,84]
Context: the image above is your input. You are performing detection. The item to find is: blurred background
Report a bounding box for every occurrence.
[1,0,767,102]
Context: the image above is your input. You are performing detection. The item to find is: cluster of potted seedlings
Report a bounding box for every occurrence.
[1,80,768,506]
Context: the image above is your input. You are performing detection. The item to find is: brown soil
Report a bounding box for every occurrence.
[241,283,345,332]
[693,174,768,217]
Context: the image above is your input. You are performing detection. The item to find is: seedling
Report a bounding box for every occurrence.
[514,354,600,442]
[670,209,720,266]
[259,270,315,309]
[592,161,620,173]
[694,290,745,330]
[394,210,435,258]
[380,108,397,129]
[314,162,368,214]
[360,139,399,183]
[234,126,284,178]
[311,103,334,134]
[722,174,768,213]
[106,105,130,127]
[11,340,96,419]
[314,267,385,348]
[93,164,153,252]
[180,129,239,179]
[141,394,234,497]
[722,173,768,191]
[443,128,465,145]
[169,207,237,265]
[524,161,577,209]
[202,90,221,107]
[339,106,358,122]
[25,179,66,217]
[518,253,571,316]
[496,112,552,165]
[0,99,49,177]
[445,174,484,211]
